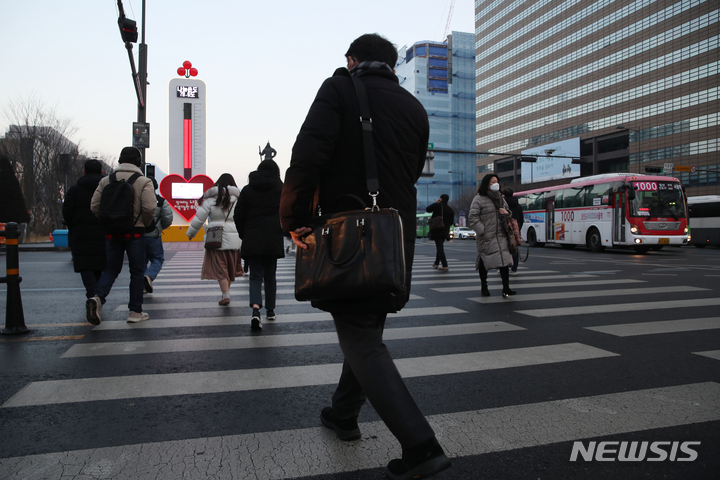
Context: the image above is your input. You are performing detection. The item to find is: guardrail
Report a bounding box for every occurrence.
[1,222,30,335]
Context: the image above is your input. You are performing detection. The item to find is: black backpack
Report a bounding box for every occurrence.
[98,172,142,234]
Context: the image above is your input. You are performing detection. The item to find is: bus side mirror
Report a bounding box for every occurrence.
[622,183,636,200]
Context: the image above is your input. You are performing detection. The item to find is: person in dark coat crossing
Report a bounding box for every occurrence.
[234,159,285,331]
[503,187,524,274]
[426,194,455,270]
[280,34,451,480]
[62,159,107,299]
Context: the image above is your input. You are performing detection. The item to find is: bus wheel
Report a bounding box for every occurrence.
[634,246,651,254]
[650,245,664,251]
[527,228,544,247]
[586,228,605,252]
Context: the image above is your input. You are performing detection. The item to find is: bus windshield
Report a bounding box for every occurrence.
[629,181,686,219]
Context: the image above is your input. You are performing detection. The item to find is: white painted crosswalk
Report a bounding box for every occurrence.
[2,382,719,479]
[3,246,719,479]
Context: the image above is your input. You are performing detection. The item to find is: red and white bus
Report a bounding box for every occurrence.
[515,173,689,254]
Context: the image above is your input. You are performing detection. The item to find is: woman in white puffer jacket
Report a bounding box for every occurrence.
[187,173,244,305]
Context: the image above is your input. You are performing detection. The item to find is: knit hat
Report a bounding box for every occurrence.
[119,146,142,167]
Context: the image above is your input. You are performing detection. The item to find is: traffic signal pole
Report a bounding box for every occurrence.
[137,0,148,166]
[117,0,148,166]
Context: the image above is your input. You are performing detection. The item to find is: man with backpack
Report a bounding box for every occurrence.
[143,178,173,293]
[87,146,156,324]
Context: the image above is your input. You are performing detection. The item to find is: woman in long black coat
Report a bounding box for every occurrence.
[62,160,107,298]
[234,159,285,331]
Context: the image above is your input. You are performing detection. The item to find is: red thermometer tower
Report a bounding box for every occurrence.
[169,61,206,180]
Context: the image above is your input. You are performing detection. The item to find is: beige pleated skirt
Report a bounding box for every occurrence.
[201,249,245,282]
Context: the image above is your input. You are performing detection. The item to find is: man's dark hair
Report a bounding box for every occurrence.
[345,34,398,67]
[502,187,513,197]
[440,194,449,202]
[84,159,102,174]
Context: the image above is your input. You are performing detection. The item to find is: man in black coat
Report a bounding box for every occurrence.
[426,194,455,270]
[62,160,107,299]
[280,34,451,480]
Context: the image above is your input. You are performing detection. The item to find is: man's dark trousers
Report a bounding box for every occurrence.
[330,312,435,449]
[93,236,145,312]
[434,237,448,267]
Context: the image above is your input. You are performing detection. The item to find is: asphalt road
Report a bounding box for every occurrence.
[1,240,719,480]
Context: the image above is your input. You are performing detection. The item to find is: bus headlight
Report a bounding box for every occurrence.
[634,238,643,244]
[684,227,688,234]
[630,225,639,234]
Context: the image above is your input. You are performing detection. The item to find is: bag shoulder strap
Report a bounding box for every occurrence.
[348,74,380,199]
[126,172,141,185]
[222,201,236,226]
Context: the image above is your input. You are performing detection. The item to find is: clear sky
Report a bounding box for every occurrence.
[2,0,476,186]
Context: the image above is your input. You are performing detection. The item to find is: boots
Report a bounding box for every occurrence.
[479,262,490,296]
[500,266,516,298]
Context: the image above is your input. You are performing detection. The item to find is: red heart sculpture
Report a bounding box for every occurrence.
[159,174,215,221]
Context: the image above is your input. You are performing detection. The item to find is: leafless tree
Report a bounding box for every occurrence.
[0,95,84,236]
[448,188,478,224]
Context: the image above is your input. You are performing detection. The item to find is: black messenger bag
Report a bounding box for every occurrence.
[294,74,407,302]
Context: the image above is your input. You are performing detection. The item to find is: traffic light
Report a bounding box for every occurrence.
[645,166,663,173]
[118,17,138,43]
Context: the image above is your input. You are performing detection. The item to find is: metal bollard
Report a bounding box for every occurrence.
[1,222,30,335]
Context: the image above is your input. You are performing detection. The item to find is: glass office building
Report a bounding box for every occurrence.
[396,31,477,211]
[474,0,719,195]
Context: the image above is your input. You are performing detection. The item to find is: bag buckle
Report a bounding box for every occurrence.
[321,227,330,235]
[369,192,380,211]
[356,218,365,227]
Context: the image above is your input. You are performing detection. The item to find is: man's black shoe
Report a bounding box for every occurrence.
[385,437,451,480]
[320,407,361,441]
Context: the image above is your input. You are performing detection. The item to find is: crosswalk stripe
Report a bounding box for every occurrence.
[585,317,720,336]
[121,294,424,311]
[694,350,720,361]
[433,278,646,292]
[2,382,717,479]
[2,343,615,408]
[469,286,709,304]
[146,288,296,298]
[93,307,465,330]
[517,298,720,318]
[413,273,596,285]
[61,322,525,358]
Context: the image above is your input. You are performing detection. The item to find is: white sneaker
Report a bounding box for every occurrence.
[143,275,153,293]
[510,270,518,275]
[85,296,102,325]
[127,311,149,323]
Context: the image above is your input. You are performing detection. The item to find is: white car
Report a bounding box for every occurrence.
[453,227,476,239]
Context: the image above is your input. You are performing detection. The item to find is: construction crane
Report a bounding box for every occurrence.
[443,0,456,39]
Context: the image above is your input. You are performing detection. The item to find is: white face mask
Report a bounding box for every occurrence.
[490,183,500,192]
